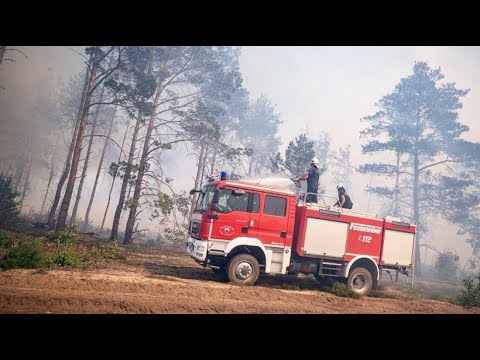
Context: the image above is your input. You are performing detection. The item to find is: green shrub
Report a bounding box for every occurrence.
[434,250,460,280]
[330,281,361,299]
[0,240,45,270]
[0,231,15,249]
[47,244,83,267]
[51,225,78,244]
[0,174,20,227]
[457,272,480,308]
[88,242,124,264]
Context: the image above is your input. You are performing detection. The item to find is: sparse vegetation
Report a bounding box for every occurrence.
[0,226,126,271]
[140,239,163,247]
[47,244,83,267]
[330,282,361,299]
[434,250,460,280]
[51,224,78,244]
[0,231,15,249]
[88,241,125,265]
[457,271,480,308]
[0,174,20,227]
[0,240,45,270]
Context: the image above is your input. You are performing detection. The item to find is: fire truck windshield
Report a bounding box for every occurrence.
[195,185,216,212]
[215,189,249,213]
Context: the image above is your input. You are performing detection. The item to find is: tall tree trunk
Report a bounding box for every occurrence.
[413,151,421,276]
[393,151,401,217]
[56,51,99,231]
[110,114,141,240]
[123,88,162,244]
[83,107,116,232]
[40,153,56,216]
[70,119,97,225]
[126,182,134,201]
[5,161,13,176]
[70,87,105,225]
[5,159,14,176]
[248,154,254,176]
[210,148,217,176]
[127,182,134,204]
[13,157,25,193]
[185,143,207,243]
[47,66,90,230]
[101,119,129,233]
[200,161,206,188]
[413,109,422,277]
[18,158,32,213]
[0,46,6,64]
[189,143,205,218]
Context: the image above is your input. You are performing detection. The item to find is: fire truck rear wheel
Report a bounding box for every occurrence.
[227,254,260,285]
[347,267,373,296]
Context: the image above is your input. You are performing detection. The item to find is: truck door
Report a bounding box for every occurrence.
[210,188,252,241]
[245,192,260,238]
[257,194,289,247]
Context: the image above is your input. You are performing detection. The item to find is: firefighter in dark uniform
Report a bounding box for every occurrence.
[297,158,320,203]
[335,183,353,209]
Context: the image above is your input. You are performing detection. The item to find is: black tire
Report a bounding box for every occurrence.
[347,267,373,296]
[226,254,260,285]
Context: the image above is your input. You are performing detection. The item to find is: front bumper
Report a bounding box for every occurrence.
[186,237,208,262]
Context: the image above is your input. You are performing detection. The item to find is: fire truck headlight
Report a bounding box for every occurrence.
[197,245,205,251]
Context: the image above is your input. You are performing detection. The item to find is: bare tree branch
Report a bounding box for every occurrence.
[82,135,126,156]
[419,158,462,173]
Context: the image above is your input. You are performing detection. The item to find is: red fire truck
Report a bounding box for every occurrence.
[187,178,416,296]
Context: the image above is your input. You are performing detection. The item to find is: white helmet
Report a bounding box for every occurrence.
[337,183,344,189]
[311,157,319,166]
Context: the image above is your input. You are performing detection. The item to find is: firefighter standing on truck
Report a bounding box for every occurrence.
[296,158,320,203]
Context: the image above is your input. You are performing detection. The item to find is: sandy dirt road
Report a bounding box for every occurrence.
[0,245,477,314]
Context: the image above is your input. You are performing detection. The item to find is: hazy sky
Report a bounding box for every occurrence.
[1,46,479,265]
[239,46,480,265]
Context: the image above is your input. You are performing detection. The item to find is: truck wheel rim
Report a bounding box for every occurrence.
[235,261,253,280]
[352,273,367,290]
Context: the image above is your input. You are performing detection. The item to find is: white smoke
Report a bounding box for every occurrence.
[240,175,294,190]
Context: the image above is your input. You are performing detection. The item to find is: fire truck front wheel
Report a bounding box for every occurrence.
[227,254,260,285]
[347,267,373,296]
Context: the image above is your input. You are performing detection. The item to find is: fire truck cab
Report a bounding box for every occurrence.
[187,179,416,296]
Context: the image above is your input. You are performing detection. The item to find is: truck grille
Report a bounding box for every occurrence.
[190,221,200,235]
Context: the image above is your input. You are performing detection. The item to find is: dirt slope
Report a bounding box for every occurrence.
[0,245,477,314]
